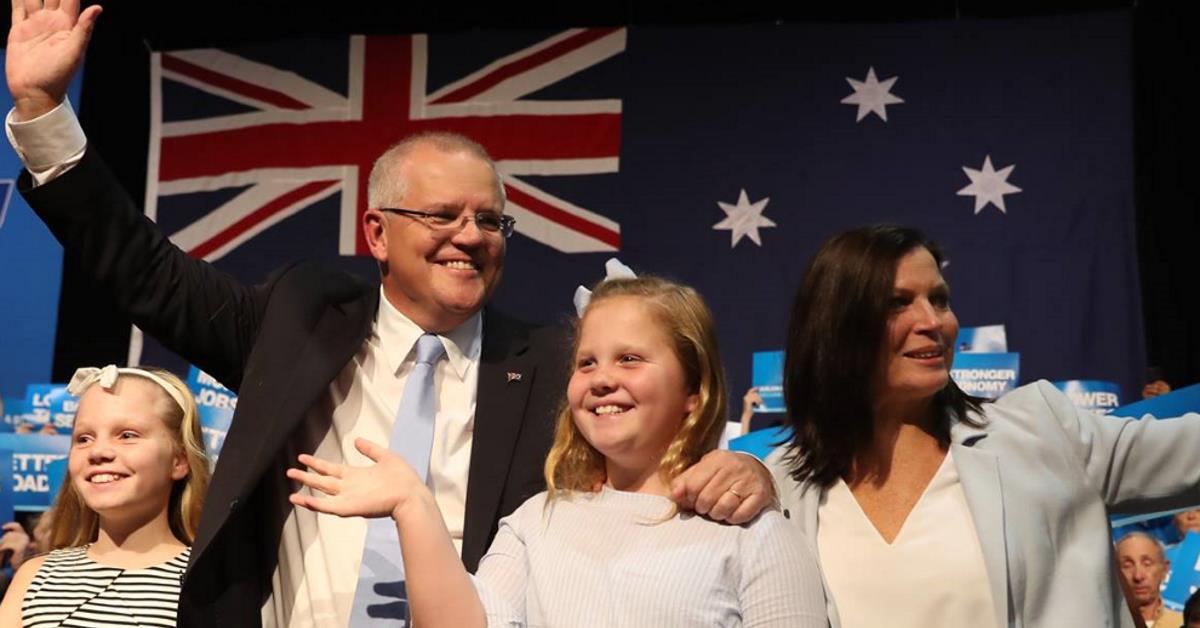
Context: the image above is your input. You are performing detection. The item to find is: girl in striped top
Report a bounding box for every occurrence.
[0,365,211,627]
[288,276,827,627]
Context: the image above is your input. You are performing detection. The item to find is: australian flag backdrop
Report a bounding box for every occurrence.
[142,11,1143,405]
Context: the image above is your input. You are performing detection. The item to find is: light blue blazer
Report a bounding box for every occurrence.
[767,380,1200,627]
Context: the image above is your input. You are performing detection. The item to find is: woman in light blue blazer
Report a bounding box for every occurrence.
[768,224,1200,628]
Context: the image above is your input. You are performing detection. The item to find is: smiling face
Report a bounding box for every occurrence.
[566,296,699,491]
[873,247,959,413]
[68,379,188,525]
[365,142,506,333]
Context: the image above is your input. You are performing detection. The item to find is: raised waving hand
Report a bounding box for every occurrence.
[6,0,102,120]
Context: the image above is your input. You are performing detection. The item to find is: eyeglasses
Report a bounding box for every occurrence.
[379,207,516,238]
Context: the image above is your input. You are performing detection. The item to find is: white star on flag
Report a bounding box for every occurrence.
[841,67,904,122]
[957,155,1023,214]
[713,189,775,248]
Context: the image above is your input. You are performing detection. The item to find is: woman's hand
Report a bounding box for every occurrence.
[287,438,428,521]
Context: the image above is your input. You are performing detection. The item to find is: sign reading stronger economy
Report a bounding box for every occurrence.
[950,353,1020,399]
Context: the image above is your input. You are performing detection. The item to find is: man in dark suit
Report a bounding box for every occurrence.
[5,3,776,626]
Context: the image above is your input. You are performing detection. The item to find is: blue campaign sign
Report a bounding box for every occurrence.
[950,352,1020,399]
[0,433,70,511]
[751,351,786,413]
[1162,531,1200,611]
[22,383,78,432]
[1052,380,1122,415]
[956,325,1008,353]
[186,366,237,460]
[728,425,793,460]
[0,450,14,524]
[0,56,85,399]
[2,398,32,432]
[1109,382,1200,421]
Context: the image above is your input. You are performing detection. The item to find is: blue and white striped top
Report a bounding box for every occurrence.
[21,545,189,628]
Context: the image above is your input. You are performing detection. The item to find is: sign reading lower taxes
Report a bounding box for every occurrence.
[186,366,237,459]
[751,351,786,414]
[950,353,1020,399]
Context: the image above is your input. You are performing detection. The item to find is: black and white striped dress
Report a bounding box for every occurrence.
[21,545,189,628]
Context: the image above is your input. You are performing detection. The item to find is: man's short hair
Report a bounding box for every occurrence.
[367,131,506,210]
[1117,531,1169,565]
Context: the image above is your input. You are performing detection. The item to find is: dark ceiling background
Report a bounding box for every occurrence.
[3,0,1197,391]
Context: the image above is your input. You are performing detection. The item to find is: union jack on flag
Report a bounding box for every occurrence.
[145,28,626,264]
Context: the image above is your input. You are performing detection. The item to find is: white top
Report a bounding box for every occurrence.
[473,487,827,627]
[262,291,481,627]
[817,450,998,628]
[6,102,484,628]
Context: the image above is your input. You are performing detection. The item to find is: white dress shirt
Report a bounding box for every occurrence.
[6,102,483,627]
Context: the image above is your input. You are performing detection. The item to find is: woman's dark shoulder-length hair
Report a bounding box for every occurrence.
[782,223,984,488]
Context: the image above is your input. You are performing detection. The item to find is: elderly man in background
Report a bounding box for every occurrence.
[1118,532,1184,628]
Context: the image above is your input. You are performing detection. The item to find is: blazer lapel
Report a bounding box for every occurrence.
[461,311,536,566]
[192,287,377,567]
[951,423,1010,628]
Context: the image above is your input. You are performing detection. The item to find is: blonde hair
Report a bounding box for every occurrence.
[544,276,728,498]
[49,367,211,549]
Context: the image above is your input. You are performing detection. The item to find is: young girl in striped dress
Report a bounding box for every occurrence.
[0,365,211,627]
[288,277,827,627]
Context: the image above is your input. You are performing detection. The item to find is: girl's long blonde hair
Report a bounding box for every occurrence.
[49,367,211,549]
[544,276,728,498]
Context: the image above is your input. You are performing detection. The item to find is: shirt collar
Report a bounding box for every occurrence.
[375,287,482,380]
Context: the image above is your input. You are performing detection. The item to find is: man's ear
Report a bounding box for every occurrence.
[363,209,389,263]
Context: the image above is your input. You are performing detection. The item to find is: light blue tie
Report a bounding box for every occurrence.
[350,333,445,625]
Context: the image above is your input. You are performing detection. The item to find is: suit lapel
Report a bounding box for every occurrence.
[951,424,1010,628]
[461,311,536,566]
[192,286,377,566]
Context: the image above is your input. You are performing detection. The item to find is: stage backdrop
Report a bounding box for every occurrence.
[138,11,1143,402]
[0,54,84,398]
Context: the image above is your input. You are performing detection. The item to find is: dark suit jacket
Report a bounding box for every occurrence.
[21,149,568,627]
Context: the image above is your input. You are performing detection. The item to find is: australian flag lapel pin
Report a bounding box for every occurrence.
[506,371,523,383]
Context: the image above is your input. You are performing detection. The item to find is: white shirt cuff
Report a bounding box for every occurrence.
[5,98,87,186]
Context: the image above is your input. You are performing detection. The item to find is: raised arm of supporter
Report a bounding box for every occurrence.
[288,438,488,628]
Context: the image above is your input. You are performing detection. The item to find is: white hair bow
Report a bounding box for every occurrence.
[67,364,188,411]
[573,258,637,317]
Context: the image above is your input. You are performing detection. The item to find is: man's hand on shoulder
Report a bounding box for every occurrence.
[670,449,777,524]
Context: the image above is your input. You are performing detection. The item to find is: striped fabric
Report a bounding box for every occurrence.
[473,487,827,627]
[21,546,188,628]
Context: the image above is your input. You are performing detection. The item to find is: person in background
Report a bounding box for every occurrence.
[1183,589,1200,628]
[1175,509,1200,540]
[0,365,211,627]
[1117,532,1183,628]
[739,387,764,435]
